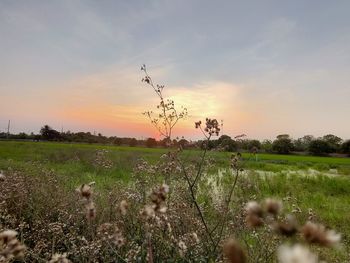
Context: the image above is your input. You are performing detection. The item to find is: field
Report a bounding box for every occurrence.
[1,140,350,262]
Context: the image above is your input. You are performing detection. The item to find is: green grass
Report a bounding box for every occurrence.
[1,140,350,186]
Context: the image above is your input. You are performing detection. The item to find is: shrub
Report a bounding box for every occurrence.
[146,138,157,148]
[308,139,332,156]
[341,140,350,155]
[272,137,293,154]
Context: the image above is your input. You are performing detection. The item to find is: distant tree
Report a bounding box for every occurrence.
[272,135,293,154]
[341,140,350,155]
[261,139,273,153]
[113,137,122,146]
[322,134,342,152]
[222,139,237,152]
[308,139,332,156]
[172,139,178,147]
[293,135,314,152]
[247,139,261,150]
[276,134,290,140]
[217,135,231,144]
[199,139,217,150]
[40,125,61,141]
[159,137,172,147]
[16,132,28,139]
[129,138,137,147]
[178,138,189,149]
[146,138,157,148]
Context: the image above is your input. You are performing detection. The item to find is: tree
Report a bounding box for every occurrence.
[308,139,332,156]
[178,138,189,149]
[222,139,237,152]
[113,137,122,146]
[146,138,157,148]
[293,135,314,152]
[261,140,273,153]
[276,134,290,140]
[129,138,137,147]
[247,139,261,150]
[341,140,350,155]
[40,125,61,141]
[272,135,293,154]
[322,134,342,152]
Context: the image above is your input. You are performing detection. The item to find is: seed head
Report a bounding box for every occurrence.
[223,238,246,263]
[264,198,282,216]
[76,184,93,200]
[191,232,200,244]
[273,214,298,237]
[277,244,318,263]
[0,171,5,181]
[119,200,128,216]
[301,221,341,247]
[178,240,187,257]
[49,253,71,263]
[245,201,264,228]
[85,201,96,221]
[0,230,26,261]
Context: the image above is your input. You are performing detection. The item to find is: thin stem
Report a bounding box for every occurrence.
[191,135,211,188]
[213,167,240,252]
[178,159,216,247]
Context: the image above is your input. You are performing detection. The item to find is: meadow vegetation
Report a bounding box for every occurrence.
[1,137,350,262]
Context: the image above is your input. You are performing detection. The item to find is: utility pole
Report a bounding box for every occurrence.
[7,120,10,139]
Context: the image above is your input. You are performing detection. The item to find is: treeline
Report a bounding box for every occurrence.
[201,134,350,156]
[1,125,349,156]
[0,125,190,148]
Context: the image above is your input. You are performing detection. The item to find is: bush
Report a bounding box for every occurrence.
[272,137,293,154]
[146,138,157,148]
[341,140,350,155]
[308,139,332,156]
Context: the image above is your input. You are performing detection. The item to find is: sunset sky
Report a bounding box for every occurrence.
[1,0,349,140]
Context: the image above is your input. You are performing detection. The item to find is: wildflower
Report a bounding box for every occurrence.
[301,221,341,247]
[113,227,125,248]
[149,184,169,213]
[76,184,93,200]
[223,238,246,263]
[205,118,220,136]
[273,214,298,237]
[141,205,155,219]
[264,198,282,216]
[178,240,187,257]
[0,171,5,181]
[49,253,71,263]
[245,201,264,228]
[0,230,26,261]
[119,200,128,216]
[161,183,169,194]
[277,244,318,263]
[166,223,172,233]
[191,232,200,244]
[85,201,96,221]
[231,154,241,169]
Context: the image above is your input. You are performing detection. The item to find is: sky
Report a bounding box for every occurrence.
[0,0,349,140]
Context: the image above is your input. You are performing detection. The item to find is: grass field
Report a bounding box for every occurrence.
[1,140,350,261]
